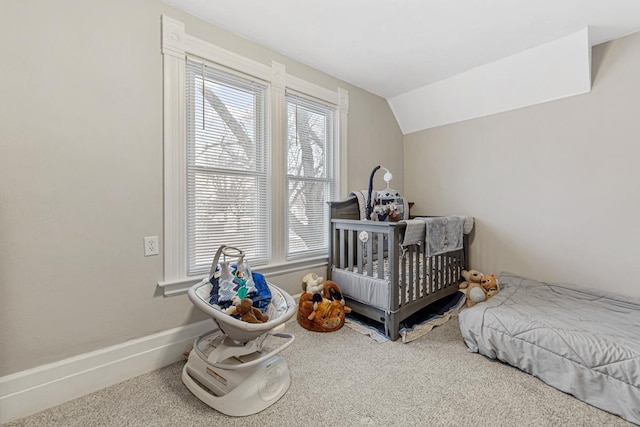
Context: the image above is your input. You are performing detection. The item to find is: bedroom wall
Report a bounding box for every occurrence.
[404,30,640,298]
[0,0,402,376]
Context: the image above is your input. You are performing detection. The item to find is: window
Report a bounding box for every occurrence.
[285,93,335,258]
[159,15,348,294]
[185,59,269,274]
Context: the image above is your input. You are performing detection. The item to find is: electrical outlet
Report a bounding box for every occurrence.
[144,236,159,256]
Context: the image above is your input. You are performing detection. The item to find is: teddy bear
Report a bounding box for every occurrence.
[459,269,484,290]
[464,273,500,308]
[225,297,269,323]
[481,274,499,299]
[458,269,486,308]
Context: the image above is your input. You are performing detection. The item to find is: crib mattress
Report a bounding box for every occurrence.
[459,272,640,424]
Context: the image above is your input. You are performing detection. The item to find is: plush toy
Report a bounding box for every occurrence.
[466,284,487,307]
[302,273,325,295]
[323,281,349,308]
[387,202,403,222]
[459,269,484,289]
[459,269,485,308]
[302,273,326,318]
[464,273,500,308]
[298,280,351,332]
[226,297,269,323]
[481,274,499,299]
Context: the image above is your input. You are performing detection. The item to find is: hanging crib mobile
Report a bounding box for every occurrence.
[366,165,405,222]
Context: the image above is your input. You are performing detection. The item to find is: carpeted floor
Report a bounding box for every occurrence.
[2,317,633,426]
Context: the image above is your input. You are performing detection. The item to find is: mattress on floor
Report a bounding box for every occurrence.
[459,272,640,425]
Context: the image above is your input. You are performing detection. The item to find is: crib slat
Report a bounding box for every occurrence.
[339,229,345,268]
[388,227,399,312]
[401,248,408,305]
[409,245,415,303]
[404,246,409,304]
[430,255,435,294]
[443,253,448,288]
[439,254,443,289]
[377,232,384,279]
[348,230,354,271]
[366,236,373,277]
[420,243,426,296]
[331,224,337,269]
[357,234,363,273]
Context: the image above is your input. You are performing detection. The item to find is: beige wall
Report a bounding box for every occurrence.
[404,31,640,299]
[0,0,403,376]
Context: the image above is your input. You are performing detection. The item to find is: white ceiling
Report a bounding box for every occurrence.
[163,0,640,99]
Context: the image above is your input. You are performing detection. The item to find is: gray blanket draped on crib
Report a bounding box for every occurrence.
[402,216,468,256]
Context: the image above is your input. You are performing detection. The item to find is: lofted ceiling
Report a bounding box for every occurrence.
[162,0,640,99]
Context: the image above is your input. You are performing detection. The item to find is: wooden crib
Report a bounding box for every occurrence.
[328,196,469,341]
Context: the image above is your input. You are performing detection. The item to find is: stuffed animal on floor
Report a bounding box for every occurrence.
[302,273,325,295]
[226,297,269,323]
[302,273,326,318]
[323,281,349,308]
[298,280,351,332]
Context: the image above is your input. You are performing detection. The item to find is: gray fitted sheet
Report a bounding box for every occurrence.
[459,272,640,425]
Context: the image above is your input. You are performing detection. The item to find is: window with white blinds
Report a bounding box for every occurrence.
[285,93,336,258]
[161,18,348,290]
[185,59,269,275]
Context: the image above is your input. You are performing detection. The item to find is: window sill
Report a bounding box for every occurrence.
[157,256,328,297]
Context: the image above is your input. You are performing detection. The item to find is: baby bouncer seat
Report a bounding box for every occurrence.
[181,245,296,416]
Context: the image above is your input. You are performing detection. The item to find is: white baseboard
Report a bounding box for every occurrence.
[0,320,214,424]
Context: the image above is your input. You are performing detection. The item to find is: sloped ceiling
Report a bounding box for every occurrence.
[163,0,640,132]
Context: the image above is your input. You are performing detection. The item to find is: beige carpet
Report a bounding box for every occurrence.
[2,317,633,426]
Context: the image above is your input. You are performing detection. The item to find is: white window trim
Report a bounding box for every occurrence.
[157,15,348,296]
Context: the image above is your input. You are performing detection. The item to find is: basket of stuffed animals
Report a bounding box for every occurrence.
[297,273,351,332]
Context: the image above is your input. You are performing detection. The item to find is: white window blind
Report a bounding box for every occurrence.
[185,59,269,274]
[285,92,336,258]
